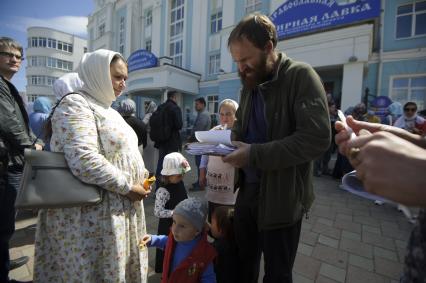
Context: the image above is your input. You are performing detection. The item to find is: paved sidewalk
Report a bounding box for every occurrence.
[9,154,415,282]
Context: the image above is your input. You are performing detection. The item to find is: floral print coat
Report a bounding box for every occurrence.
[33,94,149,282]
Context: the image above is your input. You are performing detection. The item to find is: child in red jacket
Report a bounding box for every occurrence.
[141,198,216,283]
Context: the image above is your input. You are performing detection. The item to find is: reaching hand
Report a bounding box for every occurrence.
[222,141,250,168]
[345,131,426,206]
[139,234,151,250]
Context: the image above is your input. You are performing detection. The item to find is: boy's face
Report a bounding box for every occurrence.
[171,214,199,242]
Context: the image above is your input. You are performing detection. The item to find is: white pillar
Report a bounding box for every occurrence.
[341,62,364,111]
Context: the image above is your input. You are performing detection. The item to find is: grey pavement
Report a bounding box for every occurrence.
[9,153,415,282]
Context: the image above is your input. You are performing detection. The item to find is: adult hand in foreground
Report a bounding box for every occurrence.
[222,141,250,168]
[344,130,426,207]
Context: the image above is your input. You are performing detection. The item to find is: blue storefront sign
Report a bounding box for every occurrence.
[128,49,158,72]
[270,0,381,40]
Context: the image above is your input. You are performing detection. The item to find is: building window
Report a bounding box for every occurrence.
[146,9,153,26]
[170,40,183,67]
[30,37,37,47]
[170,0,185,67]
[98,23,106,37]
[396,1,426,39]
[48,38,57,48]
[207,95,219,114]
[29,76,57,86]
[208,54,220,75]
[145,39,152,52]
[245,0,262,14]
[119,16,125,54]
[210,11,222,34]
[391,75,426,110]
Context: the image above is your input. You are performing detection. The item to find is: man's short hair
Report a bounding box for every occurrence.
[228,13,277,50]
[195,97,206,106]
[167,90,179,99]
[0,37,23,56]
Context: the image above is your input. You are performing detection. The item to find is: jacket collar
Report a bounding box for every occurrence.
[258,52,289,89]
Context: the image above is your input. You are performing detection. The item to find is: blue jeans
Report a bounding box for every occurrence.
[0,170,22,282]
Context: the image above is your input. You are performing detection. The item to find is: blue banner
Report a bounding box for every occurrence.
[128,49,158,72]
[270,0,381,40]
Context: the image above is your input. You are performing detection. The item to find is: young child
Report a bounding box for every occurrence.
[141,198,217,283]
[154,152,191,273]
[198,99,239,220]
[210,206,239,283]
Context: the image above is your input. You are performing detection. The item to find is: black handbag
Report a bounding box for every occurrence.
[15,92,104,209]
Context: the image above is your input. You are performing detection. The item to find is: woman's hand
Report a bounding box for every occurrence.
[126,183,151,201]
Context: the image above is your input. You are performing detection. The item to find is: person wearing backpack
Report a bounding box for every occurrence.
[150,90,183,189]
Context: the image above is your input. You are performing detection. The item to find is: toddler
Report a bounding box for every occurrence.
[154,152,190,272]
[210,206,239,283]
[141,198,217,283]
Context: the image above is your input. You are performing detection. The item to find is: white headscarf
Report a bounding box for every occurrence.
[77,49,121,107]
[53,72,84,100]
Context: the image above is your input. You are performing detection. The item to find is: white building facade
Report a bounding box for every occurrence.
[26,27,87,102]
[87,0,426,124]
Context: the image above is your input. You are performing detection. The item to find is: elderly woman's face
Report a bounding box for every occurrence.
[219,104,236,128]
[110,59,128,97]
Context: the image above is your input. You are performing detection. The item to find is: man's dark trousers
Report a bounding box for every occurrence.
[0,170,22,282]
[234,182,302,283]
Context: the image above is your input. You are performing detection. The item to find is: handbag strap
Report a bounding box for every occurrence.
[36,92,104,153]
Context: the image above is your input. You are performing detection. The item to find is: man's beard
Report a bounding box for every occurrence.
[238,53,269,91]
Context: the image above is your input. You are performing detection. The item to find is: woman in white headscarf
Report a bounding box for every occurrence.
[52,72,84,100]
[34,49,150,282]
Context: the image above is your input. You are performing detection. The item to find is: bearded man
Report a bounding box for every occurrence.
[223,14,331,283]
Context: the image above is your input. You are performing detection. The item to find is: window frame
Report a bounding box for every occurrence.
[207,95,219,114]
[210,11,222,34]
[208,53,221,75]
[390,74,426,110]
[245,0,262,14]
[395,0,426,39]
[146,9,153,26]
[169,0,185,67]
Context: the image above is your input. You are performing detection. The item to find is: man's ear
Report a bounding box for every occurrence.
[264,40,274,54]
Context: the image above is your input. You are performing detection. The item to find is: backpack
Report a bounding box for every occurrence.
[149,103,172,143]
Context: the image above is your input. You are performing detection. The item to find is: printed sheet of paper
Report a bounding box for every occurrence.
[195,130,233,146]
[185,130,235,156]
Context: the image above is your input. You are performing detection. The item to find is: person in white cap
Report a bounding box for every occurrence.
[153,152,190,273]
[141,198,217,283]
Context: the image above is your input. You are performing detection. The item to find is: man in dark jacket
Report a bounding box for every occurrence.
[188,97,211,190]
[223,15,330,282]
[0,37,40,283]
[154,90,183,187]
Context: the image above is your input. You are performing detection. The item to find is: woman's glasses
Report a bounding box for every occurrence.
[0,51,24,61]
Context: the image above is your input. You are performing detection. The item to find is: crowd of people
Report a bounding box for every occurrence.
[0,11,424,283]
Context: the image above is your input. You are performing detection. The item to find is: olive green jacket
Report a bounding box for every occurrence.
[232,53,331,230]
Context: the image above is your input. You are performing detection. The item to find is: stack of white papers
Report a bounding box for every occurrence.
[185,130,236,156]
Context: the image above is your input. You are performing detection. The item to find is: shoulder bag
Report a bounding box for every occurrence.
[15,92,104,209]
